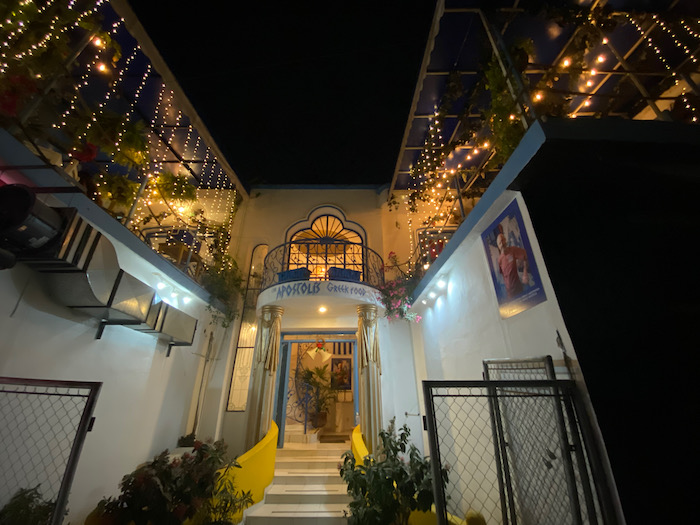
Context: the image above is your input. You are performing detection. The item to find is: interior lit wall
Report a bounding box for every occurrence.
[0,247,216,524]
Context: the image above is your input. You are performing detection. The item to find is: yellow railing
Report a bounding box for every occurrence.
[219,421,278,521]
[351,424,369,462]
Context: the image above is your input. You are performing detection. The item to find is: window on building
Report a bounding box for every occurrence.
[288,215,363,280]
[227,244,268,411]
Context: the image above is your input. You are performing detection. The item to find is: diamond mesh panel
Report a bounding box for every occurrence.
[425,380,608,525]
[0,379,98,522]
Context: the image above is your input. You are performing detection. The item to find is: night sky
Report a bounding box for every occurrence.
[130,1,437,188]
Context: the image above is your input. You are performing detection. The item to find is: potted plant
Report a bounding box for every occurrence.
[339,419,448,525]
[0,486,55,525]
[299,364,338,428]
[85,439,252,525]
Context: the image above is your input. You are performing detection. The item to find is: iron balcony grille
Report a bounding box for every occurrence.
[260,240,384,291]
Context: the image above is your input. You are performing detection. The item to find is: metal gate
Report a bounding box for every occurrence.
[423,378,618,525]
[0,377,101,525]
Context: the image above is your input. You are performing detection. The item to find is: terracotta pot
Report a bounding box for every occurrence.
[311,411,328,428]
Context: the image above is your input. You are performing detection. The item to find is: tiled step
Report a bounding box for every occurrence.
[244,503,349,524]
[275,456,343,470]
[276,444,349,458]
[273,468,343,485]
[265,483,351,504]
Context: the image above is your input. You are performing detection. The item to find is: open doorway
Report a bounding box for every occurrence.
[273,333,358,447]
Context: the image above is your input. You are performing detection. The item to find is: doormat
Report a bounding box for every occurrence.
[320,433,349,443]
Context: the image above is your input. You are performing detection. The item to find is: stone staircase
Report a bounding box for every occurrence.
[244,440,351,524]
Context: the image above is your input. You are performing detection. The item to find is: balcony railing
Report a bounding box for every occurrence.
[260,240,384,291]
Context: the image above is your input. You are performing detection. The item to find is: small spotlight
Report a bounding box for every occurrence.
[422,300,427,305]
[429,291,437,299]
[319,306,327,313]
[183,297,191,304]
[437,280,446,289]
[423,263,430,270]
[156,282,166,290]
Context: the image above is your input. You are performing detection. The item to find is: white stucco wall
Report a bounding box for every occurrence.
[411,191,577,381]
[0,257,220,523]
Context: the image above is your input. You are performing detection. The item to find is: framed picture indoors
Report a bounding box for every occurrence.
[330,357,352,390]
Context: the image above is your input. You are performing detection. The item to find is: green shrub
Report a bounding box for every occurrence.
[339,419,448,525]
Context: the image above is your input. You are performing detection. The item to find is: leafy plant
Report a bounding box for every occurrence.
[177,431,196,448]
[207,465,254,525]
[201,255,244,328]
[299,364,339,416]
[89,439,251,525]
[80,110,149,170]
[377,252,421,323]
[0,486,55,525]
[96,172,140,212]
[154,171,198,202]
[339,419,448,525]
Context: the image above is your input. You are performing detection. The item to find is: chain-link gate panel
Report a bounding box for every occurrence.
[0,377,101,525]
[424,380,616,525]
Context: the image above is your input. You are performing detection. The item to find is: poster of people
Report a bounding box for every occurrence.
[482,200,546,318]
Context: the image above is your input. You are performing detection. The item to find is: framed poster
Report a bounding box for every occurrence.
[482,199,546,318]
[331,357,352,390]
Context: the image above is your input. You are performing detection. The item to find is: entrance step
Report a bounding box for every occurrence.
[244,503,348,524]
[242,440,351,524]
[265,483,351,504]
[273,468,342,485]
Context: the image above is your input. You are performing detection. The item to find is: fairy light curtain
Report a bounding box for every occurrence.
[0,0,242,271]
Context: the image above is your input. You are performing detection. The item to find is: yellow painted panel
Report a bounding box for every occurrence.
[351,424,369,463]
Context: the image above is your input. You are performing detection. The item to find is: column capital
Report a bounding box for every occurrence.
[357,304,378,317]
[261,305,284,318]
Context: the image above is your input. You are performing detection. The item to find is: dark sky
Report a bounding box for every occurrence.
[130,1,437,188]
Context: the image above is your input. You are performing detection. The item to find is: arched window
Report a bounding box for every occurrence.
[288,215,364,280]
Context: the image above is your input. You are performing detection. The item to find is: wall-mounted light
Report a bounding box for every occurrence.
[319,306,327,313]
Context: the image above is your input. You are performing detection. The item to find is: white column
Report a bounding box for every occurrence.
[357,304,382,453]
[245,305,284,448]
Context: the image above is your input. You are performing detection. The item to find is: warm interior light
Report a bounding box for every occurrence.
[534,92,543,101]
[597,54,605,63]
[584,99,592,106]
[590,68,597,76]
[423,263,430,270]
[602,37,609,44]
[562,58,571,67]
[92,37,103,47]
[509,114,516,120]
[586,80,593,87]
[319,306,327,313]
[96,62,107,72]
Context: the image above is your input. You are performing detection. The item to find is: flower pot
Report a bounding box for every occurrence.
[310,411,328,428]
